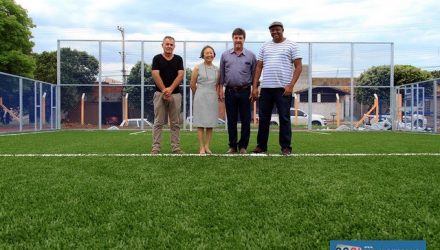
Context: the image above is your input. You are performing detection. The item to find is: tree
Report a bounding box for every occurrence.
[60,48,99,113]
[125,62,155,120]
[431,70,440,79]
[0,0,35,77]
[33,48,99,113]
[355,65,432,106]
[34,51,56,83]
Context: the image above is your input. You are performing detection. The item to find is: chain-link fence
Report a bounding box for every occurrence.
[0,72,57,133]
[57,40,398,131]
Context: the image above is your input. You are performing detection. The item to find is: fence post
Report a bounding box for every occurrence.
[434,80,438,133]
[81,93,85,126]
[141,41,145,130]
[350,43,354,130]
[42,92,46,126]
[308,42,313,130]
[336,93,340,127]
[57,40,61,129]
[98,41,102,130]
[390,42,395,130]
[19,77,23,131]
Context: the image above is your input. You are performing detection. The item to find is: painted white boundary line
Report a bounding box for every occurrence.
[305,131,332,135]
[0,153,439,157]
[129,131,147,135]
[0,130,58,137]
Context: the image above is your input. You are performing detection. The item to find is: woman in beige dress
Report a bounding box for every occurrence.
[190,46,219,154]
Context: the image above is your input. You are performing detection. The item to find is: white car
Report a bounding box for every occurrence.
[402,111,428,129]
[269,108,327,126]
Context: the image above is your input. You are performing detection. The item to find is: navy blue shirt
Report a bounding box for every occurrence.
[219,48,256,87]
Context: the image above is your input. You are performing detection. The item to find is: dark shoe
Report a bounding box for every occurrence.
[251,147,267,154]
[281,148,292,155]
[151,149,160,154]
[172,149,184,154]
[227,148,237,154]
[239,148,247,154]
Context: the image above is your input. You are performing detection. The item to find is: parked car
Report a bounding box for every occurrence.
[119,118,152,128]
[269,108,327,126]
[402,111,428,129]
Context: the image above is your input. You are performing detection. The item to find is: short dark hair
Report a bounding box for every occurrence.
[232,28,246,39]
[200,45,216,59]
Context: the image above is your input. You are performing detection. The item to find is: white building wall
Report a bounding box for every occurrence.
[297,100,348,121]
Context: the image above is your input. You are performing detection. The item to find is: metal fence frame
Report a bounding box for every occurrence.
[395,79,439,133]
[57,40,395,131]
[0,72,57,133]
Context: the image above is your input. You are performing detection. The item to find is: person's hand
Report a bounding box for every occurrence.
[251,87,259,102]
[162,94,172,103]
[218,88,224,102]
[283,85,294,96]
[162,87,172,96]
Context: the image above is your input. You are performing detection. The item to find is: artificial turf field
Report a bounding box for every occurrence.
[1,130,439,249]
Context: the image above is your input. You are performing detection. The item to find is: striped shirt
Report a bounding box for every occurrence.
[257,39,302,88]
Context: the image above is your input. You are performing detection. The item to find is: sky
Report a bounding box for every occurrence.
[15,0,440,79]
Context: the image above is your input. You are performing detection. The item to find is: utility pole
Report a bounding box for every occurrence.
[117,26,127,84]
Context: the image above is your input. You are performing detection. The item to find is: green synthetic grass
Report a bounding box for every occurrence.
[1,131,440,249]
[0,130,439,154]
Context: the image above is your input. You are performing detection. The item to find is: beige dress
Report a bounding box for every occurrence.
[193,63,218,128]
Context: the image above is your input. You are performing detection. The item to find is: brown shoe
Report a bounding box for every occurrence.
[281,148,292,156]
[172,149,184,154]
[227,148,237,154]
[239,148,247,154]
[151,149,160,154]
[251,147,267,154]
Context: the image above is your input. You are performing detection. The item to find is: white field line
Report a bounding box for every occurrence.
[0,130,58,137]
[129,131,147,135]
[305,131,332,135]
[0,153,439,157]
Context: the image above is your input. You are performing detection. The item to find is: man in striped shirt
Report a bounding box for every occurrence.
[251,21,303,155]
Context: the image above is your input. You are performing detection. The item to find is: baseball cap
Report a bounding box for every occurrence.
[268,21,283,29]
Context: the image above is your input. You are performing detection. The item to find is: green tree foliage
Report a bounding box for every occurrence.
[34,51,56,83]
[60,48,99,85]
[125,62,155,120]
[0,0,35,77]
[355,65,432,106]
[60,48,98,113]
[34,48,99,113]
[431,70,440,79]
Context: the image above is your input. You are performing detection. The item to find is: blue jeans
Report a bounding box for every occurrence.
[256,88,292,151]
[225,87,251,150]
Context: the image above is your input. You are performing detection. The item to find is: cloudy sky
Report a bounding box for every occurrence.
[15,0,440,78]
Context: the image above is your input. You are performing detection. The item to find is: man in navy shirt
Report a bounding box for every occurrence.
[218,28,256,154]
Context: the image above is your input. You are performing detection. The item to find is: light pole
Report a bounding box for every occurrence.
[117,26,126,84]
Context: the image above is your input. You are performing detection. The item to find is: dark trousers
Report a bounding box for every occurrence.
[256,88,292,151]
[225,87,251,150]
